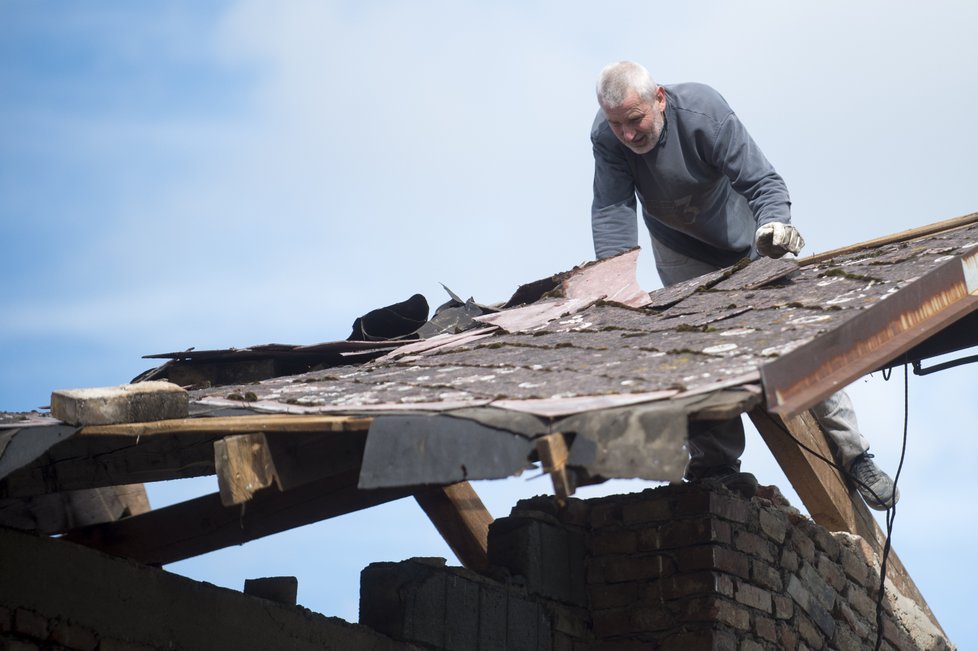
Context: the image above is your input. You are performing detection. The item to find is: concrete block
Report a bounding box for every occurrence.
[488,516,586,606]
[50,382,188,426]
[243,576,298,606]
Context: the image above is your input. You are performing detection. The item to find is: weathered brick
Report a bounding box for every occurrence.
[589,502,622,529]
[733,530,775,563]
[12,609,47,641]
[777,620,799,650]
[549,604,588,638]
[621,497,672,524]
[674,544,749,579]
[810,526,841,560]
[834,598,871,640]
[676,489,750,523]
[817,555,847,592]
[881,617,916,650]
[796,611,823,647]
[786,574,811,615]
[755,614,778,642]
[790,528,816,563]
[758,508,788,543]
[557,497,589,527]
[653,571,722,600]
[587,553,669,584]
[833,622,864,651]
[780,548,799,573]
[799,561,837,611]
[734,582,772,613]
[49,618,99,651]
[588,530,638,556]
[588,582,640,610]
[772,593,794,620]
[682,596,750,631]
[716,573,734,599]
[655,517,723,549]
[846,582,879,622]
[591,604,671,637]
[840,547,874,589]
[750,559,783,592]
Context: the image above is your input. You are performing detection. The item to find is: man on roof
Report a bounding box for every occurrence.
[590,60,898,510]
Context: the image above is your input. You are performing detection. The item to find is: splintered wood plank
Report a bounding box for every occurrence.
[749,407,945,637]
[62,469,413,566]
[215,433,277,506]
[414,481,493,573]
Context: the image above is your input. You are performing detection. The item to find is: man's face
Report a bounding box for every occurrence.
[600,86,666,154]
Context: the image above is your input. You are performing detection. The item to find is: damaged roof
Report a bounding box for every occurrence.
[1,215,976,576]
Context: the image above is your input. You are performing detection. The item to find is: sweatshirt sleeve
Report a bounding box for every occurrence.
[591,123,639,259]
[709,111,792,228]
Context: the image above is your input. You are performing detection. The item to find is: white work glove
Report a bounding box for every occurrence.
[755,222,805,259]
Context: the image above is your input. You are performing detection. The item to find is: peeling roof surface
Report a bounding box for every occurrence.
[190,222,978,417]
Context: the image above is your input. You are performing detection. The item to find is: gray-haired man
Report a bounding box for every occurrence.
[591,60,897,509]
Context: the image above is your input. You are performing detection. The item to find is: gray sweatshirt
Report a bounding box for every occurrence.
[591,82,791,266]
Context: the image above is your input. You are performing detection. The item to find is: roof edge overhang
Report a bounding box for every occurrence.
[762,246,978,416]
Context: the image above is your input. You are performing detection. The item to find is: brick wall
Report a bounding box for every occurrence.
[1,480,953,650]
[359,481,954,650]
[0,526,418,651]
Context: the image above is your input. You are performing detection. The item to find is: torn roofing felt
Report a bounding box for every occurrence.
[190,220,978,418]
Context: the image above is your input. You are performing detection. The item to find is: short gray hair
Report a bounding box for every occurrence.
[596,61,657,108]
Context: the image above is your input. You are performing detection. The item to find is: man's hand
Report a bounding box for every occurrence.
[755,222,805,258]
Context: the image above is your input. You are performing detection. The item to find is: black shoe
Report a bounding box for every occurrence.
[848,453,899,511]
[689,465,758,499]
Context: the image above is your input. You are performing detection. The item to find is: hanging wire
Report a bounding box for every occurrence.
[757,371,908,649]
[873,361,910,651]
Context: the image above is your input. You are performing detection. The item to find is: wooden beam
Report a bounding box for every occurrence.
[215,433,277,506]
[62,469,413,566]
[749,407,946,637]
[214,430,368,506]
[79,414,374,437]
[414,482,493,573]
[1,415,373,500]
[800,210,978,267]
[535,433,573,506]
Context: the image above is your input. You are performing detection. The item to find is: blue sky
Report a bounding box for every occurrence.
[2,1,976,646]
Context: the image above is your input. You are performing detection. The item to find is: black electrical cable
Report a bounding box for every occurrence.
[873,363,910,651]
[757,373,907,648]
